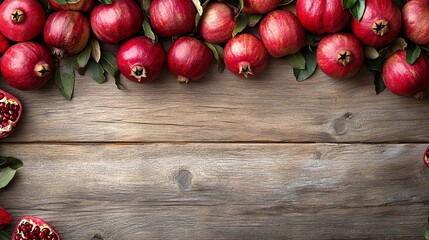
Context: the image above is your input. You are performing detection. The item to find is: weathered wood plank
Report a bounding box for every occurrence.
[1,59,429,143]
[1,143,428,239]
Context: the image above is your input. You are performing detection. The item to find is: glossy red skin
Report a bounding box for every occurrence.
[167,36,213,82]
[199,3,235,44]
[242,0,280,14]
[402,0,429,47]
[224,33,268,78]
[0,32,9,55]
[12,216,61,240]
[117,36,166,83]
[351,0,401,48]
[0,207,13,227]
[296,0,350,35]
[0,0,45,42]
[150,0,196,38]
[44,11,90,55]
[316,33,364,80]
[90,0,143,44]
[0,89,22,138]
[382,51,429,97]
[259,10,305,58]
[1,42,54,91]
[424,145,429,168]
[48,0,94,12]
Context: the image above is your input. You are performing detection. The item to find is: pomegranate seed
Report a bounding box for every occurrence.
[5,103,10,110]
[15,235,22,240]
[0,102,4,108]
[0,93,4,99]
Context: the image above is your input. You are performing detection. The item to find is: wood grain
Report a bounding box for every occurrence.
[1,143,428,239]
[1,59,429,143]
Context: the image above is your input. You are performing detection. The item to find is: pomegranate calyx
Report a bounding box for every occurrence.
[131,66,147,82]
[238,62,253,78]
[414,90,426,100]
[337,50,353,66]
[372,20,389,36]
[177,75,190,84]
[10,9,24,23]
[35,64,50,78]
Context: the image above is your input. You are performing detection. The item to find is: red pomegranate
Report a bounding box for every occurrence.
[1,42,54,91]
[402,0,429,48]
[224,33,268,78]
[199,2,235,44]
[0,0,45,42]
[0,89,22,138]
[12,216,61,240]
[90,0,143,44]
[382,51,429,98]
[0,32,10,55]
[424,145,429,168]
[351,0,401,48]
[47,0,94,12]
[296,0,351,35]
[167,37,213,83]
[150,0,196,38]
[242,0,281,14]
[117,36,166,83]
[316,33,364,80]
[259,10,305,58]
[44,10,90,56]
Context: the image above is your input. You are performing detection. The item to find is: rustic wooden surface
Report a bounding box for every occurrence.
[1,57,429,239]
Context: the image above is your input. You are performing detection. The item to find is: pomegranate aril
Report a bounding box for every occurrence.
[0,93,4,99]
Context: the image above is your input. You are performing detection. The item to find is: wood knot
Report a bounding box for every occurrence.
[173,169,192,190]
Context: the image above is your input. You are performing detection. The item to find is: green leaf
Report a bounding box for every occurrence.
[206,42,225,73]
[342,0,357,9]
[364,57,383,72]
[238,0,243,11]
[0,167,17,189]
[425,228,429,240]
[293,48,317,81]
[143,15,157,42]
[141,0,151,13]
[115,75,125,90]
[305,33,322,47]
[191,0,203,16]
[0,229,11,240]
[406,43,421,65]
[247,14,263,27]
[54,0,67,4]
[373,71,386,94]
[232,13,248,37]
[391,37,408,54]
[393,0,406,9]
[76,42,92,68]
[0,156,23,170]
[195,0,210,28]
[284,52,306,70]
[55,59,76,100]
[364,46,379,59]
[350,0,365,21]
[98,0,113,4]
[91,38,101,63]
[100,51,118,77]
[87,59,106,84]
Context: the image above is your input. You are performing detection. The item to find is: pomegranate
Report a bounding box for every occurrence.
[44,11,90,57]
[259,10,305,58]
[382,51,429,98]
[0,207,13,228]
[149,0,196,38]
[242,0,280,14]
[402,0,429,48]
[12,216,60,240]
[117,36,166,83]
[0,0,45,42]
[351,0,401,48]
[424,145,429,168]
[90,0,143,44]
[1,42,54,91]
[0,32,10,55]
[296,0,351,35]
[224,33,268,78]
[199,2,235,44]
[47,0,95,12]
[167,36,213,83]
[0,89,22,138]
[316,33,364,80]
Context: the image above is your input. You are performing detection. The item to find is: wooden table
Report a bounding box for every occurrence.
[1,57,428,239]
